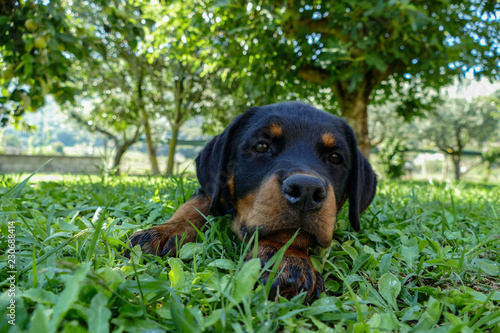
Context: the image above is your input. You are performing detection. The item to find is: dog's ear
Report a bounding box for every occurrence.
[345,129,377,231]
[195,110,254,216]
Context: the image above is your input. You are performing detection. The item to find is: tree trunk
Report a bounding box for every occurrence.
[140,107,160,175]
[166,125,180,176]
[104,138,109,160]
[484,160,491,181]
[337,89,371,158]
[452,154,461,181]
[298,64,396,158]
[112,144,128,176]
[112,131,141,176]
[451,129,464,181]
[137,68,160,175]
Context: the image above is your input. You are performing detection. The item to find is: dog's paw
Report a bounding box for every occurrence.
[124,223,196,258]
[247,241,325,302]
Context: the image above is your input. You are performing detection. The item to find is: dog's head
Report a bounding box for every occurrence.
[196,102,377,249]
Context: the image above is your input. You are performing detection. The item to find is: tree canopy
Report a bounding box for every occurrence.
[0,0,92,127]
[207,0,500,155]
[421,96,499,180]
[1,0,500,175]
[144,0,224,175]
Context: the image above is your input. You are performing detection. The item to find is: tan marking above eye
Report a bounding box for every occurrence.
[322,133,336,147]
[269,124,283,137]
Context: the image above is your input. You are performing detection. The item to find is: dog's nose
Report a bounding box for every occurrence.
[282,174,327,211]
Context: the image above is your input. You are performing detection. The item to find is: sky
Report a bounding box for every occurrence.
[447,77,500,100]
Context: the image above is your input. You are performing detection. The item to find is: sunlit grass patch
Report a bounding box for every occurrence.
[0,175,499,332]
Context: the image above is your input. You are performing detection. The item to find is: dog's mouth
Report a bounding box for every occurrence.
[236,214,335,250]
[232,174,337,250]
[261,229,324,250]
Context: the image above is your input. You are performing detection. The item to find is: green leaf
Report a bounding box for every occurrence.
[178,242,203,259]
[87,293,111,333]
[48,263,91,332]
[304,297,340,316]
[471,308,500,331]
[351,252,371,273]
[400,236,419,268]
[310,316,335,333]
[46,205,55,237]
[475,260,499,276]
[22,289,59,305]
[379,253,392,275]
[233,258,261,303]
[129,244,143,265]
[366,53,388,72]
[341,243,358,260]
[56,32,75,43]
[86,204,110,262]
[29,305,50,333]
[24,60,34,78]
[412,297,442,331]
[208,259,236,270]
[168,258,185,288]
[366,312,398,331]
[5,159,53,199]
[378,272,401,310]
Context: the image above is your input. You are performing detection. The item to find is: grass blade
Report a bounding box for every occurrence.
[48,263,91,333]
[4,159,52,199]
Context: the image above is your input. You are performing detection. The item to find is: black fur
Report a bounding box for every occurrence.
[344,123,378,231]
[195,101,377,232]
[195,109,256,216]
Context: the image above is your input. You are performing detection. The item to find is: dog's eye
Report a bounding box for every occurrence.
[253,142,270,153]
[329,153,342,164]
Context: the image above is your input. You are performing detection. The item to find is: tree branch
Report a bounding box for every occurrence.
[297,66,331,85]
[68,110,119,144]
[123,125,143,147]
[283,10,349,44]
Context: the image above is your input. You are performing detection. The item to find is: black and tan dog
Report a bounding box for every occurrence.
[126,102,377,301]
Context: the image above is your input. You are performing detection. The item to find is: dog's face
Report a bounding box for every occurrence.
[196,102,377,250]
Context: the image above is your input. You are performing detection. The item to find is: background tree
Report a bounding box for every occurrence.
[208,0,500,156]
[145,1,230,175]
[369,103,419,178]
[482,143,500,181]
[68,0,161,174]
[148,57,213,176]
[0,0,90,127]
[421,96,499,180]
[67,61,145,175]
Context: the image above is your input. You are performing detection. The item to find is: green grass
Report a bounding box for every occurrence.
[0,174,499,332]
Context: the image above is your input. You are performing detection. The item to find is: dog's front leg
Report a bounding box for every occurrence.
[125,190,211,258]
[247,240,325,302]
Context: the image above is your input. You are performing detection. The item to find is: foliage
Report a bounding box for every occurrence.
[420,96,499,180]
[369,103,420,179]
[1,174,499,332]
[2,133,24,149]
[377,139,407,179]
[51,141,65,155]
[144,0,225,175]
[205,0,500,154]
[65,0,165,174]
[68,100,143,174]
[3,0,500,163]
[0,0,91,127]
[482,143,500,165]
[482,142,500,181]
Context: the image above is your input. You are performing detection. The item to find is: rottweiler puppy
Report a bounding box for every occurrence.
[126,102,377,301]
